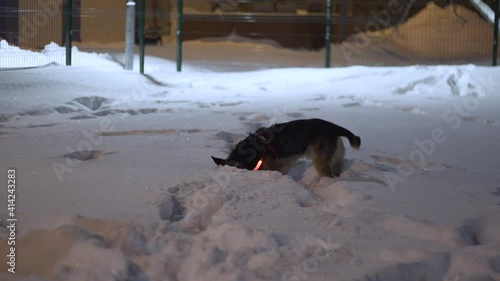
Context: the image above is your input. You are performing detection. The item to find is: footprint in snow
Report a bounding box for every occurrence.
[62,150,116,161]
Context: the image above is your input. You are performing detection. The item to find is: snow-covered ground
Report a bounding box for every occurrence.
[1,38,500,281]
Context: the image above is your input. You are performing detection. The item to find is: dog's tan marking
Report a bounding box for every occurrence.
[307,137,346,177]
[260,154,302,174]
[259,137,348,177]
[329,137,346,177]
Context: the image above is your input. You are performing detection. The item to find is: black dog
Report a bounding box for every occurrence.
[212,118,361,177]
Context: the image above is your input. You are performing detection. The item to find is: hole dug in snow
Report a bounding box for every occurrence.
[72,96,112,111]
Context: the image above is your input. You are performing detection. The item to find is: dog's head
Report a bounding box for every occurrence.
[211,133,268,170]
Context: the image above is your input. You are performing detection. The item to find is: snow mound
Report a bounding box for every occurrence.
[0,40,53,68]
[0,40,119,69]
[200,31,285,49]
[158,166,316,234]
[366,3,495,59]
[40,42,118,68]
[2,167,499,281]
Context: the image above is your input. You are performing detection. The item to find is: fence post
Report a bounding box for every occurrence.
[64,0,72,66]
[139,0,145,74]
[325,0,332,68]
[494,0,499,66]
[176,0,183,72]
[125,0,136,70]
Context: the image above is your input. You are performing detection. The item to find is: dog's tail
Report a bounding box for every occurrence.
[331,123,361,150]
[347,135,361,150]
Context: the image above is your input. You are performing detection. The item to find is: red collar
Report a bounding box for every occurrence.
[252,134,279,171]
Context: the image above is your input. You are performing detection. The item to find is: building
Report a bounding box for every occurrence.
[0,0,494,50]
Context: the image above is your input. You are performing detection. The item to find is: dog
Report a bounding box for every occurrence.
[211,118,361,177]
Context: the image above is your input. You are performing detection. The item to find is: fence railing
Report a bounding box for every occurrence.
[0,0,499,72]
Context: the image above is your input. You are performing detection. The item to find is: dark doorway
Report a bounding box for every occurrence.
[0,0,19,45]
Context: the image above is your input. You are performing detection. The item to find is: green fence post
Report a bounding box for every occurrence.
[65,0,72,66]
[325,0,332,68]
[139,0,145,74]
[176,0,183,72]
[493,0,499,66]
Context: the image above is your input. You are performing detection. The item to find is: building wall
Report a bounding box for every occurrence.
[17,0,127,49]
[79,0,126,44]
[18,0,63,49]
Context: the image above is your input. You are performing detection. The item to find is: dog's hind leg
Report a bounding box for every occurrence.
[329,137,345,177]
[310,137,345,177]
[309,138,334,177]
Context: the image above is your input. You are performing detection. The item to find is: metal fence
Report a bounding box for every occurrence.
[0,0,499,72]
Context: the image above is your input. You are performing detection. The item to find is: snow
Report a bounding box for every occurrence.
[0,41,118,69]
[1,32,500,281]
[469,0,500,30]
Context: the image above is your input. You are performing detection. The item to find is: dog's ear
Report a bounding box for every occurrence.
[211,156,227,166]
